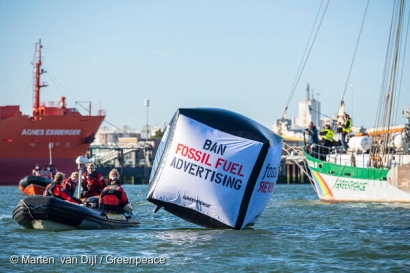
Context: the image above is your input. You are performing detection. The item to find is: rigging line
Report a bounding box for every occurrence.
[387,0,405,133]
[47,72,65,92]
[287,0,325,106]
[341,0,370,101]
[282,0,330,118]
[377,0,405,152]
[392,2,410,122]
[393,0,409,124]
[282,142,316,190]
[48,75,65,97]
[374,0,398,131]
[308,105,335,120]
[103,119,122,131]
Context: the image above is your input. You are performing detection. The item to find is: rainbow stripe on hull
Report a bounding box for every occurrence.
[310,170,334,200]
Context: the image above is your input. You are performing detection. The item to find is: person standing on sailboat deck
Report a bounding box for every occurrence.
[320,124,334,157]
[43,172,82,204]
[305,122,319,144]
[338,113,352,152]
[81,163,106,198]
[305,122,319,157]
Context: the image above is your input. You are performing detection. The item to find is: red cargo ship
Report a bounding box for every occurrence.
[0,40,105,185]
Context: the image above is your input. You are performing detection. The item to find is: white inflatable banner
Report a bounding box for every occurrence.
[147,108,282,230]
[152,115,261,226]
[242,146,282,227]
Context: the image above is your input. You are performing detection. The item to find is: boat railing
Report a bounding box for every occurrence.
[305,143,360,167]
[282,142,316,191]
[306,142,410,169]
[305,143,335,160]
[97,109,106,116]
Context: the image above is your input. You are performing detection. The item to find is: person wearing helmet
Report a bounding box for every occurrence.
[43,172,82,204]
[81,163,105,198]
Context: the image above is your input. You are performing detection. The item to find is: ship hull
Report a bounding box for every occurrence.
[304,151,410,202]
[0,115,104,185]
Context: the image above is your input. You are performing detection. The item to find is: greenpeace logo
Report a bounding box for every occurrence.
[335,180,367,191]
[182,195,211,208]
[21,129,81,136]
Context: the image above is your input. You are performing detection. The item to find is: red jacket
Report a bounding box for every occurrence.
[43,182,81,204]
[81,171,105,198]
[61,178,77,196]
[99,184,129,212]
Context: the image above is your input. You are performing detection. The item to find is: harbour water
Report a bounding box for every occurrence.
[1,184,409,272]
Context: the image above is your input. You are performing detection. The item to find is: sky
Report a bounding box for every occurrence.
[1,0,409,132]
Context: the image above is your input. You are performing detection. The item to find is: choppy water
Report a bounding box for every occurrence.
[1,184,409,272]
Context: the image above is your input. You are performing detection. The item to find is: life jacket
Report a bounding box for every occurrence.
[61,178,77,196]
[99,184,126,213]
[43,182,82,204]
[82,171,104,197]
[108,178,122,186]
[321,129,334,142]
[342,119,352,133]
[43,182,57,197]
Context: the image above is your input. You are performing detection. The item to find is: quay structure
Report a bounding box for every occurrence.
[88,126,160,184]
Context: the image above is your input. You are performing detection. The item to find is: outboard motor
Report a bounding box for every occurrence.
[84,197,99,209]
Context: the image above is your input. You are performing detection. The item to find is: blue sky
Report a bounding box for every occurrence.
[1,0,409,131]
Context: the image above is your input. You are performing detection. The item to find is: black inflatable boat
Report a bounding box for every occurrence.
[12,196,140,230]
[18,175,51,195]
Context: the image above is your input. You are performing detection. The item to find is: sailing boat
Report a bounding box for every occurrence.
[303,0,410,202]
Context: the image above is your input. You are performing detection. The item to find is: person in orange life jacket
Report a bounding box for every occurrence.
[43,172,82,204]
[81,163,105,198]
[338,113,352,152]
[61,171,79,196]
[99,168,131,213]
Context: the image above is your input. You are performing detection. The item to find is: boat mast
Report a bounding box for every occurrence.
[32,39,48,117]
[379,0,406,151]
